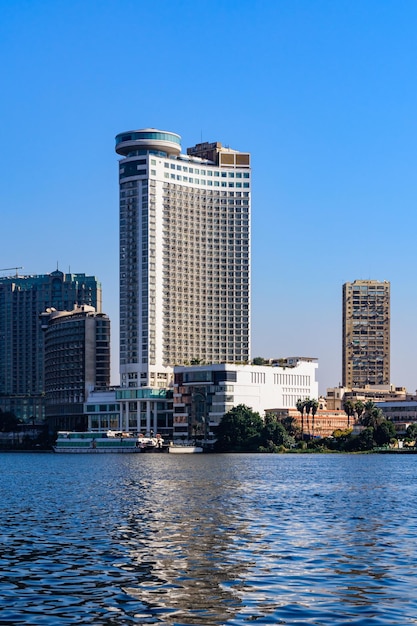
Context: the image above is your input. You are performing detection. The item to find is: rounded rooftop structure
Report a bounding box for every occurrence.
[115,128,181,157]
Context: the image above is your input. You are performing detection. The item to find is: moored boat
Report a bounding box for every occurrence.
[54,430,167,453]
[168,444,203,454]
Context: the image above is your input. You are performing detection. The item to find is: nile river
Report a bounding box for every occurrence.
[1,452,416,625]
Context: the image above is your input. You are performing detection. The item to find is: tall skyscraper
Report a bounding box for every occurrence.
[0,270,101,420]
[342,279,390,387]
[115,128,251,391]
[41,304,110,431]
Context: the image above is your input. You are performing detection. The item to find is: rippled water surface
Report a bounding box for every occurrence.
[1,452,417,625]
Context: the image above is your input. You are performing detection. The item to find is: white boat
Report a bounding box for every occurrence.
[54,431,167,453]
[168,444,203,454]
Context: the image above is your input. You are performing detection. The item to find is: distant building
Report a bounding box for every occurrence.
[376,401,417,433]
[173,359,318,444]
[326,385,406,411]
[0,270,101,421]
[41,305,110,431]
[342,279,390,387]
[266,407,351,439]
[115,128,251,395]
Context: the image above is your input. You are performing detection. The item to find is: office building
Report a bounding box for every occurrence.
[173,358,318,444]
[41,305,110,431]
[115,128,251,398]
[342,279,390,387]
[0,270,101,421]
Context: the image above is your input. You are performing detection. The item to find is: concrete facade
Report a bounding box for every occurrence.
[326,385,407,411]
[173,359,318,444]
[342,279,390,387]
[266,407,351,439]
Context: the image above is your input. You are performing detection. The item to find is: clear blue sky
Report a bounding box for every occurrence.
[1,0,417,394]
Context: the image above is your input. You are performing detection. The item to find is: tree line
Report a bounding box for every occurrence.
[214,400,403,453]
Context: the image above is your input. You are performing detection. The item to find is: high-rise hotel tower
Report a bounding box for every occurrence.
[115,129,251,390]
[342,279,390,388]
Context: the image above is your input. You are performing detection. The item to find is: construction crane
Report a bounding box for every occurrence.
[0,266,23,277]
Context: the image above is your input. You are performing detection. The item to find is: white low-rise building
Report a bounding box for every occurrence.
[173,358,318,444]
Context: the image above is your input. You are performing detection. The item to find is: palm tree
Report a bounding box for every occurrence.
[343,399,355,428]
[364,399,376,413]
[311,398,319,439]
[363,406,385,429]
[354,400,365,424]
[361,400,376,427]
[296,398,305,440]
[360,401,385,429]
[304,397,312,439]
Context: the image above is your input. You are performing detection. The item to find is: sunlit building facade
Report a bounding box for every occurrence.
[115,129,251,434]
[342,280,390,387]
[115,128,251,390]
[173,359,318,444]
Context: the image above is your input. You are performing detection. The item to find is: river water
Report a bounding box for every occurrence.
[1,452,416,625]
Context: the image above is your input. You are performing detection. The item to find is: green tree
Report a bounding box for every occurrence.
[296,398,305,439]
[357,427,375,450]
[406,423,417,440]
[304,397,312,438]
[354,400,365,423]
[261,414,295,450]
[310,399,319,439]
[281,415,300,438]
[374,420,396,446]
[343,399,355,428]
[0,409,20,432]
[361,403,384,429]
[214,404,263,452]
[252,357,268,365]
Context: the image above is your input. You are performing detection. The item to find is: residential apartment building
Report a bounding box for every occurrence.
[0,270,101,421]
[342,279,390,388]
[173,359,318,444]
[41,305,110,431]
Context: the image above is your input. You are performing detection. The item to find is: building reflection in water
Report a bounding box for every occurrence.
[115,457,254,624]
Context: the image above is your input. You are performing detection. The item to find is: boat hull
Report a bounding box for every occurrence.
[53,431,167,453]
[168,446,203,454]
[53,446,143,454]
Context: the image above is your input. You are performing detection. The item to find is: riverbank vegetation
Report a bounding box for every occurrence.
[213,402,402,453]
[0,409,52,450]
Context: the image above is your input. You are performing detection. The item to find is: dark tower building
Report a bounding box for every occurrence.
[0,270,101,421]
[41,305,110,431]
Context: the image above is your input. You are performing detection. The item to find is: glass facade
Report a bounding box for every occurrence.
[0,271,101,421]
[116,131,181,147]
